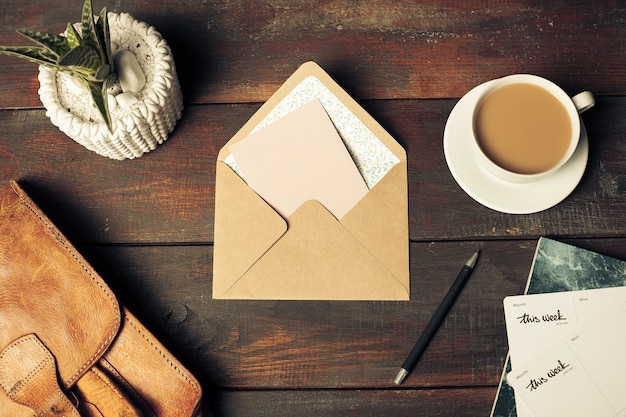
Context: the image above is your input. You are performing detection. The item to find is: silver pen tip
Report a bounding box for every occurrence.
[466,250,480,268]
[394,368,408,385]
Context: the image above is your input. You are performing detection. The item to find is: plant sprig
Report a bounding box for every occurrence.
[0,0,115,131]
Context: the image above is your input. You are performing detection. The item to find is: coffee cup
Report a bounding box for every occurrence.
[471,74,594,184]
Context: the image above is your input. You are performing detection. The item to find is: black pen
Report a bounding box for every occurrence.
[394,250,480,385]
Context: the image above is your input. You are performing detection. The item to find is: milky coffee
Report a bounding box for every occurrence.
[474,83,572,175]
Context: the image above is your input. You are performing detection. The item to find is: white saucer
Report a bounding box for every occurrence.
[443,81,589,214]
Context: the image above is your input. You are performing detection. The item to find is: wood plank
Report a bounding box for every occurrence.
[0,104,254,243]
[77,239,626,390]
[207,387,497,417]
[2,98,626,244]
[1,0,626,107]
[1,2,624,416]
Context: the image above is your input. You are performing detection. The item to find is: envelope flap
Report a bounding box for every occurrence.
[213,162,288,298]
[341,159,409,282]
[220,199,409,300]
[218,61,407,163]
[0,181,120,388]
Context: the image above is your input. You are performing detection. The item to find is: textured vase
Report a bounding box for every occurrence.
[37,12,183,160]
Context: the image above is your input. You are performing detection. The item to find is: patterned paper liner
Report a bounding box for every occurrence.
[226,76,400,190]
[37,12,183,160]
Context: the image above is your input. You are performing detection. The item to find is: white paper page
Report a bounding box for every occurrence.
[503,286,626,366]
[566,301,626,414]
[503,286,626,417]
[229,99,369,220]
[507,300,626,417]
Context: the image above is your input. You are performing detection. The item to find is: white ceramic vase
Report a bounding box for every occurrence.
[37,12,183,160]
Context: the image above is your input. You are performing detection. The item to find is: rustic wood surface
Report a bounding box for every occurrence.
[2,1,626,416]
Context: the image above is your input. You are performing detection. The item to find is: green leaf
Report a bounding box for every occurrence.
[56,66,87,79]
[38,48,59,62]
[88,78,112,132]
[65,23,82,48]
[81,0,101,54]
[0,45,57,66]
[94,63,110,81]
[16,29,71,57]
[58,44,101,72]
[102,74,114,132]
[95,7,114,71]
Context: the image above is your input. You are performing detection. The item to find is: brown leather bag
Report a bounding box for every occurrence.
[0,181,204,416]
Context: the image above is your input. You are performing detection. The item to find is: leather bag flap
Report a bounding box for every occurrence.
[0,181,121,388]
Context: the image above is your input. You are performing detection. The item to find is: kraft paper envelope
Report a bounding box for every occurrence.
[213,61,409,300]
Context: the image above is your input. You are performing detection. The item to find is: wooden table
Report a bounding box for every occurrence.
[2,1,625,416]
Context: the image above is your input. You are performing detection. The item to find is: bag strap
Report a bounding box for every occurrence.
[0,334,80,417]
[73,365,143,417]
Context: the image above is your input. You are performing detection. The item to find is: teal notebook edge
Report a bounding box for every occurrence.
[489,237,626,417]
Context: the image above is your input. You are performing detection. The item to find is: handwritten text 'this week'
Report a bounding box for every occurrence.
[522,359,572,392]
[516,309,567,325]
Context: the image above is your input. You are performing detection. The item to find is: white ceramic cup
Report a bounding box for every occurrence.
[471,74,595,184]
